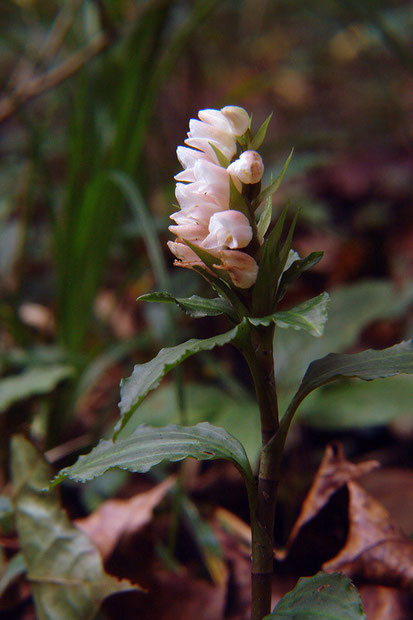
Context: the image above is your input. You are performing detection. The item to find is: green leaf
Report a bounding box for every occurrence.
[301,375,413,429]
[276,251,324,302]
[116,321,248,436]
[183,239,223,274]
[209,142,230,168]
[116,382,260,465]
[249,112,273,150]
[0,553,26,597]
[109,171,170,291]
[265,571,365,619]
[180,496,223,583]
[257,194,273,242]
[252,148,294,210]
[277,340,413,446]
[0,365,74,413]
[138,291,236,320]
[229,176,251,219]
[252,206,288,315]
[274,280,413,410]
[192,265,249,319]
[249,292,330,337]
[0,495,14,533]
[11,436,138,620]
[52,422,254,489]
[277,209,299,279]
[296,338,413,402]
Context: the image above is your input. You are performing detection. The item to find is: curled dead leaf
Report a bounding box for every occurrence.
[285,442,379,551]
[323,480,413,588]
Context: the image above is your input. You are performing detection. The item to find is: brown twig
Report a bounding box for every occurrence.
[0,0,173,124]
[36,0,83,65]
[0,32,114,124]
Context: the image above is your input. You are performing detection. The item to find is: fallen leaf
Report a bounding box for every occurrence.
[285,442,379,550]
[359,468,413,537]
[76,477,175,560]
[359,584,413,620]
[11,435,139,620]
[103,568,227,620]
[323,480,413,588]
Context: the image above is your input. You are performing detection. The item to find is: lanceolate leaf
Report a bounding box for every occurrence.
[249,112,273,151]
[229,176,251,220]
[183,239,224,274]
[0,365,74,413]
[252,206,288,315]
[209,142,230,168]
[264,571,365,619]
[138,291,236,320]
[276,251,324,302]
[11,436,137,620]
[277,209,298,280]
[257,193,273,243]
[252,148,294,210]
[301,375,413,429]
[192,266,249,319]
[294,339,413,404]
[249,292,330,337]
[117,322,248,436]
[273,340,413,453]
[53,423,254,491]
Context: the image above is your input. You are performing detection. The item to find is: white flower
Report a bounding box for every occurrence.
[202,210,253,250]
[227,150,264,185]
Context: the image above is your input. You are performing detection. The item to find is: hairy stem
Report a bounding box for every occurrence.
[242,325,279,620]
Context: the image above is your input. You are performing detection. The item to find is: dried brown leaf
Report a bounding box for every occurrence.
[359,585,413,620]
[76,477,175,559]
[323,480,413,588]
[286,443,379,549]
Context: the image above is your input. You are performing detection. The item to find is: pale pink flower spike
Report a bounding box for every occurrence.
[168,106,263,289]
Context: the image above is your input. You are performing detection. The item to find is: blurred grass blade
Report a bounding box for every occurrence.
[0,365,74,413]
[109,171,169,290]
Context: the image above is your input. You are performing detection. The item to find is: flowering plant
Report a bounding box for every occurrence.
[54,106,413,620]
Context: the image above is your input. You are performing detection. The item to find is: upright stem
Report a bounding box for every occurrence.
[242,324,279,620]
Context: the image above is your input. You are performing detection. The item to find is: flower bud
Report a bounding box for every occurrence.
[227,151,264,185]
[220,106,250,136]
[202,210,252,250]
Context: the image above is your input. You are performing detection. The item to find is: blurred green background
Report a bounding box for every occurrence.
[1,0,412,468]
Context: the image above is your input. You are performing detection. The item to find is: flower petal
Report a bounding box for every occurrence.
[202,210,252,250]
[220,106,250,136]
[216,250,258,288]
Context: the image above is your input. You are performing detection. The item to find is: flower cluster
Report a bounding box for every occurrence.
[168,106,264,289]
